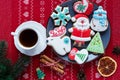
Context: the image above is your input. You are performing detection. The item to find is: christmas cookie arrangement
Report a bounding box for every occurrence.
[47,0,110,64]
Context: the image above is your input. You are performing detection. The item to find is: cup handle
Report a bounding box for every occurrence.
[11,32,17,36]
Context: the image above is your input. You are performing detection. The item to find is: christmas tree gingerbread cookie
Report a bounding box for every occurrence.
[90,6,108,32]
[87,32,104,54]
[51,5,71,26]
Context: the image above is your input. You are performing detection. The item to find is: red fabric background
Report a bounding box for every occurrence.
[0,0,120,80]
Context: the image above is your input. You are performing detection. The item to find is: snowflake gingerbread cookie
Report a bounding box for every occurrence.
[51,5,71,26]
[69,14,95,47]
[90,6,108,32]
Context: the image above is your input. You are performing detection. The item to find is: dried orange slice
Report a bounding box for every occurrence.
[97,56,117,77]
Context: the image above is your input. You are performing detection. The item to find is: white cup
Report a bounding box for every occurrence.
[11,21,47,56]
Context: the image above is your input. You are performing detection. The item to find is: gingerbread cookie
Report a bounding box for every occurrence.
[47,0,110,64]
[73,0,93,15]
[51,5,71,26]
[68,48,78,60]
[74,49,88,64]
[47,26,71,56]
[87,32,104,54]
[68,48,88,64]
[90,6,108,32]
[69,14,95,47]
[36,68,45,79]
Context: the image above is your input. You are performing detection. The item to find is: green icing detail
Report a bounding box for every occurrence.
[76,53,86,61]
[36,68,45,79]
[51,12,57,19]
[63,7,69,13]
[58,12,65,20]
[66,14,71,21]
[55,19,60,26]
[87,32,104,54]
[62,20,67,26]
[77,4,86,12]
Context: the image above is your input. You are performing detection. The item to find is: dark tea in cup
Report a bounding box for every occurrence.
[19,29,38,47]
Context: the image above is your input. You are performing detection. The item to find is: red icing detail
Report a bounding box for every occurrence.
[68,48,78,60]
[85,3,93,15]
[74,14,88,19]
[49,26,66,37]
[72,28,91,38]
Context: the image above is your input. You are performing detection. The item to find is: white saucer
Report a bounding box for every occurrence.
[12,21,47,56]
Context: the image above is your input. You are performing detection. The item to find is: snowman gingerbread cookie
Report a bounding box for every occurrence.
[69,14,95,47]
[90,6,108,32]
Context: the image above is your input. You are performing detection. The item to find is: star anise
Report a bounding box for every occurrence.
[77,70,86,80]
[112,46,120,55]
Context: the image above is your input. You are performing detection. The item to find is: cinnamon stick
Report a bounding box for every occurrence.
[40,55,64,69]
[40,58,64,74]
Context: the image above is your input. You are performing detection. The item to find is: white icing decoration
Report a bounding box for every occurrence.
[73,17,90,30]
[47,36,71,56]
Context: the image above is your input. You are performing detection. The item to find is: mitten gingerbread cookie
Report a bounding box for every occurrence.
[90,6,108,32]
[68,48,88,64]
[69,14,95,47]
[73,0,93,15]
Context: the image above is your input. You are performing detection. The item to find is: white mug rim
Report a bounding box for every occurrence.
[17,28,39,50]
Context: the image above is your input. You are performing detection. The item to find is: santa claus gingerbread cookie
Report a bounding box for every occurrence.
[69,14,95,47]
[90,6,108,32]
[73,0,93,15]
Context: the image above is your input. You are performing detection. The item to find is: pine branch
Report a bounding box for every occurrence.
[0,41,7,57]
[10,55,31,79]
[0,41,31,80]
